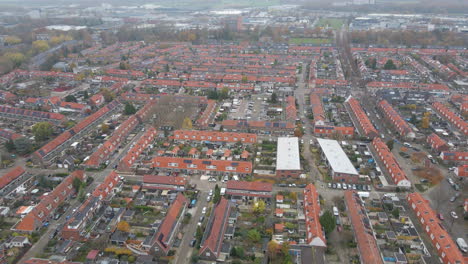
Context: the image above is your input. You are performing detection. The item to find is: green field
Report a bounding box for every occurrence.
[289,38,332,45]
[316,18,346,30]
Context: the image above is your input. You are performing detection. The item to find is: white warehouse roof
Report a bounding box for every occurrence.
[317,138,359,175]
[276,137,301,171]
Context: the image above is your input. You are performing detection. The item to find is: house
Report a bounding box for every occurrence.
[303,184,326,247]
[146,193,187,255]
[13,171,86,233]
[225,180,273,199]
[407,193,465,264]
[110,230,128,246]
[371,138,411,188]
[0,128,23,142]
[427,133,449,153]
[199,198,234,261]
[0,105,66,125]
[0,166,32,196]
[378,100,415,139]
[118,127,157,172]
[345,96,378,139]
[173,130,257,144]
[454,165,468,177]
[276,208,284,217]
[221,120,295,136]
[152,157,252,176]
[440,151,468,163]
[276,137,302,178]
[276,195,284,203]
[433,101,468,136]
[345,191,383,264]
[142,175,187,191]
[5,236,30,248]
[317,138,362,184]
[23,258,81,264]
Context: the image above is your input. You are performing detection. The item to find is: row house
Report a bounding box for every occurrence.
[143,193,187,255]
[33,100,121,165]
[13,171,86,233]
[345,191,384,264]
[221,120,295,136]
[313,79,349,89]
[143,175,187,191]
[433,102,468,136]
[58,101,89,113]
[366,82,450,93]
[345,96,379,139]
[24,259,81,264]
[310,93,325,125]
[216,83,254,91]
[0,166,32,197]
[173,130,257,144]
[427,133,449,153]
[61,171,120,241]
[105,69,145,80]
[378,100,415,139]
[196,99,216,127]
[314,125,354,138]
[0,105,66,125]
[285,96,297,121]
[142,79,181,90]
[455,165,468,177]
[135,102,156,123]
[371,138,411,188]
[199,198,234,261]
[89,93,105,107]
[0,91,16,102]
[118,127,157,172]
[0,128,23,141]
[407,193,465,264]
[152,157,252,176]
[183,81,217,90]
[440,151,468,163]
[84,115,139,168]
[303,184,326,247]
[225,180,273,199]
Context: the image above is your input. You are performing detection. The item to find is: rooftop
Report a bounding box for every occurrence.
[317,138,358,175]
[276,137,301,171]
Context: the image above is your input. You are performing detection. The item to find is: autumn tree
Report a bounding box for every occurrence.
[267,240,279,259]
[101,88,115,102]
[4,52,26,67]
[253,200,266,214]
[247,229,261,243]
[32,122,53,141]
[117,221,131,232]
[182,117,193,130]
[32,40,50,53]
[4,36,22,45]
[65,95,77,102]
[421,112,430,129]
[101,123,110,134]
[124,102,136,115]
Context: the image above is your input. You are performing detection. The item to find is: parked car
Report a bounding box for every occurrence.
[437,213,444,221]
[202,207,207,214]
[189,239,196,247]
[332,183,337,189]
[337,183,342,189]
[450,211,458,219]
[342,184,347,190]
[328,183,332,188]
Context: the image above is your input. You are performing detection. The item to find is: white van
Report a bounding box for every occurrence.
[333,206,339,216]
[456,238,468,253]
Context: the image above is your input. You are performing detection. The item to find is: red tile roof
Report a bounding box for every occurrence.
[371,138,411,187]
[0,105,65,122]
[433,102,468,136]
[0,128,23,141]
[154,193,187,254]
[92,171,119,199]
[152,157,252,174]
[440,151,468,162]
[143,175,187,190]
[378,100,413,138]
[199,198,231,258]
[427,133,449,153]
[346,97,378,139]
[407,193,465,264]
[345,191,383,264]
[173,130,257,144]
[0,166,26,189]
[226,180,272,198]
[118,127,157,172]
[303,184,326,247]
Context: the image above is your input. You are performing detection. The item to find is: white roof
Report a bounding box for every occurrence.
[276,137,301,171]
[317,138,359,175]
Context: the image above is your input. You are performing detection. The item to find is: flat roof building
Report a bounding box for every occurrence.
[276,137,302,178]
[317,138,360,183]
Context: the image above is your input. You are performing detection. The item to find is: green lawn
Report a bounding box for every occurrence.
[316,18,346,30]
[289,38,332,45]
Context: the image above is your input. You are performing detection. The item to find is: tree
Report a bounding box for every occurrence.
[5,139,15,152]
[383,59,397,70]
[119,61,131,70]
[319,210,336,235]
[101,123,110,134]
[4,52,26,67]
[117,221,131,232]
[421,112,430,129]
[72,177,84,193]
[270,92,278,104]
[124,102,136,115]
[386,140,394,151]
[83,90,89,99]
[4,36,21,45]
[267,240,279,259]
[213,184,221,204]
[13,137,32,155]
[32,40,50,53]
[247,229,261,243]
[392,208,400,219]
[101,88,115,102]
[253,200,266,214]
[182,117,193,130]
[65,95,77,102]
[32,122,53,141]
